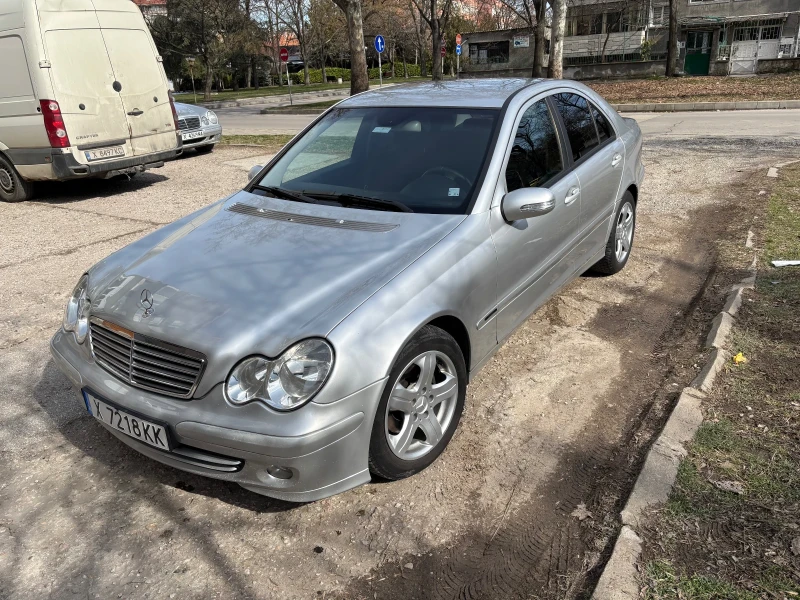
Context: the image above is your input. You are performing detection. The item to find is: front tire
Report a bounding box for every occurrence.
[0,155,34,203]
[591,191,636,275]
[195,144,215,154]
[368,325,467,481]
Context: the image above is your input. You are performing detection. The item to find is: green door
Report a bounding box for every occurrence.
[684,31,711,75]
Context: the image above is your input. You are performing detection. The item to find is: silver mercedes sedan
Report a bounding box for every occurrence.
[51,79,643,502]
[174,101,222,153]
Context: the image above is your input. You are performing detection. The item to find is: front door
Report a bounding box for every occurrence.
[684,31,712,75]
[491,96,582,342]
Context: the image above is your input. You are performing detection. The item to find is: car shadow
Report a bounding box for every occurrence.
[32,357,298,515]
[31,171,169,204]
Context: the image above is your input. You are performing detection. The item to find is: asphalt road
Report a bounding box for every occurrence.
[216,105,800,138]
[1,110,799,600]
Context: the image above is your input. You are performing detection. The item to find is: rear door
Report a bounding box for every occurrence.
[96,26,176,156]
[42,23,131,157]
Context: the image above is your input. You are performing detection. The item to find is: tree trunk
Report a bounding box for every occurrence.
[666,0,679,76]
[253,57,260,89]
[390,42,396,78]
[547,0,565,78]
[401,47,408,78]
[334,0,369,94]
[321,38,328,83]
[431,20,442,80]
[303,60,310,85]
[203,65,213,101]
[533,0,547,77]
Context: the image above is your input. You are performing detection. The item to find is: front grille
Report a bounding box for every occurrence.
[89,318,206,399]
[178,116,201,131]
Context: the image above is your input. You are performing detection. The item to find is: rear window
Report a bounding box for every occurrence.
[552,93,599,161]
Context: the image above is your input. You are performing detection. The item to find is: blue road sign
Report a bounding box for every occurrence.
[456,44,462,56]
[374,35,385,53]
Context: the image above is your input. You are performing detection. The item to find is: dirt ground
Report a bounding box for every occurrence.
[588,73,800,104]
[1,136,798,600]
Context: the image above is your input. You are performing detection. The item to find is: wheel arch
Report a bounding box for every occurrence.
[426,314,471,371]
[625,183,638,204]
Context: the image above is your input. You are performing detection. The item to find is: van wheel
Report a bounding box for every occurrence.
[0,155,34,203]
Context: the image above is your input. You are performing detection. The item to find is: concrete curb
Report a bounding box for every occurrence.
[611,99,800,113]
[590,165,778,597]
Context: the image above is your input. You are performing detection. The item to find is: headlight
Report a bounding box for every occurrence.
[207,111,218,125]
[63,274,91,344]
[201,116,209,126]
[225,339,334,410]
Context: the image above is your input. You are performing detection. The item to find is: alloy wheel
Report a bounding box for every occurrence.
[614,201,634,262]
[385,350,459,461]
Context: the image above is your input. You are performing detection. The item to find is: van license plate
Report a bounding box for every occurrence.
[85,146,126,161]
[182,131,205,141]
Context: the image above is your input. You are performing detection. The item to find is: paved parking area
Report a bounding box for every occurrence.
[1,119,799,599]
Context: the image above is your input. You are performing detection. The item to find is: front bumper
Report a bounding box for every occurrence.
[180,125,222,149]
[50,329,381,502]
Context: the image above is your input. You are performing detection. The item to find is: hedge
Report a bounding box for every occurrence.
[284,64,422,85]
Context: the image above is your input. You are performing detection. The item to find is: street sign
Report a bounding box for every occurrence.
[456,44,462,56]
[374,35,385,53]
[456,33,462,45]
[441,44,446,57]
[279,47,289,62]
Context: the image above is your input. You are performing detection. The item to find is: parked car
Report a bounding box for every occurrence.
[51,79,644,502]
[174,102,222,154]
[0,0,181,203]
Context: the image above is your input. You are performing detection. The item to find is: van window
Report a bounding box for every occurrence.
[46,29,115,99]
[552,93,600,161]
[505,100,563,191]
[0,36,33,99]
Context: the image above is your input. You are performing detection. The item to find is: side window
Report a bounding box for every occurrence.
[505,100,563,192]
[553,93,600,161]
[590,103,614,144]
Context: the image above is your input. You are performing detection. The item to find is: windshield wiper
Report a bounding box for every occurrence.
[254,185,321,205]
[302,190,413,213]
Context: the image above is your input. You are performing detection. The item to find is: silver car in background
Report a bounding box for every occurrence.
[174,102,221,153]
[51,79,644,502]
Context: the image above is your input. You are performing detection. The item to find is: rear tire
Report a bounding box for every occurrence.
[368,325,467,481]
[195,144,215,154]
[590,191,636,276]
[0,155,34,203]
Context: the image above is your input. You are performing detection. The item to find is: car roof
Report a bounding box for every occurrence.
[339,78,554,109]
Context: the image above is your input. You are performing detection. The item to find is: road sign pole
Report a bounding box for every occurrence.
[378,52,382,87]
[286,61,293,106]
[457,52,459,79]
[374,35,385,87]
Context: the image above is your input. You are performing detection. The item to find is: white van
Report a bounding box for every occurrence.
[0,0,181,202]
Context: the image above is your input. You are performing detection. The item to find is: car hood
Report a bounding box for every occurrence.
[174,102,205,118]
[87,191,465,393]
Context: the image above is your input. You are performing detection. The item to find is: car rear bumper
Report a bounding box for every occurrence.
[49,329,379,502]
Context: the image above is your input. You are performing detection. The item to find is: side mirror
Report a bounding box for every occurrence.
[247,165,263,182]
[501,187,555,222]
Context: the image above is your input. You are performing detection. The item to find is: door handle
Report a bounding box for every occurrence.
[127,109,144,116]
[611,153,622,167]
[565,186,580,205]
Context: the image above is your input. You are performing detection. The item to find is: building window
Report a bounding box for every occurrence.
[468,41,510,65]
[651,5,667,28]
[733,19,783,42]
[760,26,781,40]
[605,11,623,33]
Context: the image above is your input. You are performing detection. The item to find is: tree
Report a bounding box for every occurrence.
[331,0,369,93]
[666,0,678,76]
[279,0,312,84]
[547,0,565,78]
[532,0,548,76]
[410,0,455,80]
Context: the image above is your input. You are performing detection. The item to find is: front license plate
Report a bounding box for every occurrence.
[182,130,205,141]
[84,146,125,161]
[83,391,171,451]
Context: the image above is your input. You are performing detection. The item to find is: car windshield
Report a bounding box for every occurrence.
[254,106,499,214]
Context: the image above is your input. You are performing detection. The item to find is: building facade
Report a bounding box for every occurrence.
[460,0,799,77]
[131,0,167,22]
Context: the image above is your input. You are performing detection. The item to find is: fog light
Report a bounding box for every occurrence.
[266,465,293,480]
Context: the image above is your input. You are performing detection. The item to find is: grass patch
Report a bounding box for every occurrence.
[639,162,800,599]
[218,134,294,151]
[588,73,800,104]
